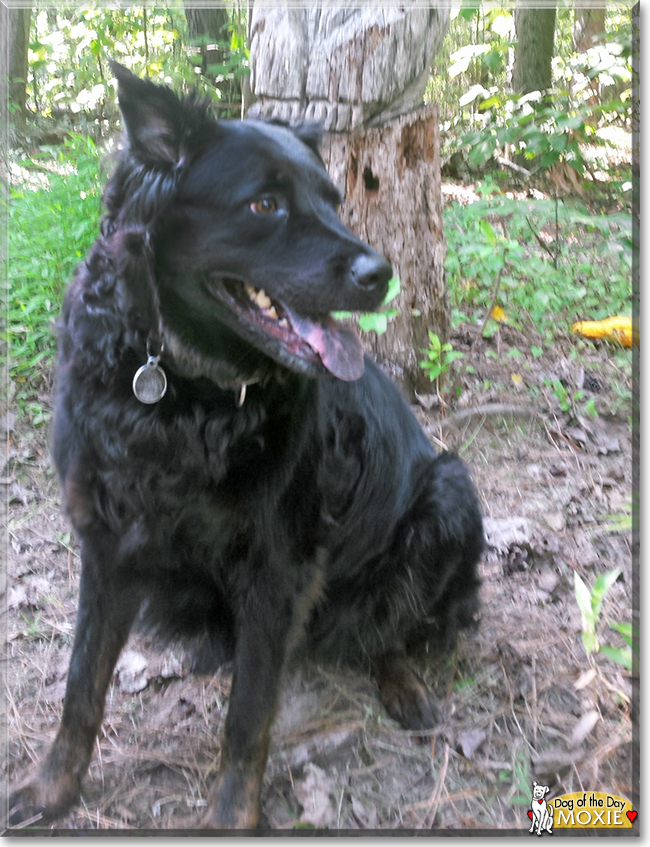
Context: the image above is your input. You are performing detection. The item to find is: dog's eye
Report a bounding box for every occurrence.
[250,198,278,215]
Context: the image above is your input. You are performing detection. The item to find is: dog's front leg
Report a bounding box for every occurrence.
[201,566,313,830]
[8,534,141,826]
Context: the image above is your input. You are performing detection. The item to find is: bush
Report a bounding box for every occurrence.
[444,187,632,341]
[7,133,102,402]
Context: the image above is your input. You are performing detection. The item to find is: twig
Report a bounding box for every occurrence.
[422,743,450,828]
[444,403,535,429]
[496,156,531,178]
[526,216,556,262]
[554,188,560,269]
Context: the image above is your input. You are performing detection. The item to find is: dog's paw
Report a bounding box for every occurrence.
[7,772,79,828]
[376,655,439,731]
[199,766,262,830]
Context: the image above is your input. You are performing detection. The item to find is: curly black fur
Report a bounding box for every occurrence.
[8,63,483,830]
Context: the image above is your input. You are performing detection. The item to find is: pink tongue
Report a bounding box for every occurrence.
[287,311,365,381]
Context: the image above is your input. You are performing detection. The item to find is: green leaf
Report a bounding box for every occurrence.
[383,275,401,305]
[459,4,478,22]
[427,331,442,354]
[581,629,599,656]
[420,361,442,381]
[599,644,632,671]
[608,621,633,647]
[468,136,497,167]
[479,219,497,245]
[548,133,568,153]
[358,312,388,334]
[591,568,621,618]
[574,572,595,628]
[479,95,502,111]
[482,50,504,72]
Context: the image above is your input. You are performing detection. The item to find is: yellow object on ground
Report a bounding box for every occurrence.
[572,315,637,348]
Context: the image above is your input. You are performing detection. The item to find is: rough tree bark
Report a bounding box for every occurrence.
[248,5,450,392]
[573,6,606,118]
[1,6,31,129]
[184,5,233,105]
[513,6,557,95]
[573,6,606,52]
[185,6,229,74]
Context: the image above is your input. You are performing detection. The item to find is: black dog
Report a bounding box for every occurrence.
[9,63,483,830]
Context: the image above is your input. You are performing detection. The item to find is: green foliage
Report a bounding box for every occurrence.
[333,276,401,336]
[27,6,248,130]
[7,134,102,403]
[186,7,250,117]
[509,747,532,806]
[543,378,598,420]
[601,621,633,671]
[444,189,632,342]
[420,330,465,383]
[574,568,632,671]
[459,86,628,177]
[29,8,188,120]
[430,5,632,182]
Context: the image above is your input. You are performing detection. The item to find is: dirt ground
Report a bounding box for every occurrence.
[3,297,637,832]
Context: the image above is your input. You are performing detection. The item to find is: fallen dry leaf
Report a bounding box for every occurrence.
[116,649,150,694]
[294,763,336,827]
[570,710,600,749]
[456,729,487,760]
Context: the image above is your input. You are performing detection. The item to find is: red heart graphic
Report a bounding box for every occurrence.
[627,810,637,823]
[528,811,533,820]
[538,799,544,804]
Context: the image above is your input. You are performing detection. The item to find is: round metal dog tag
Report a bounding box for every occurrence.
[133,357,167,404]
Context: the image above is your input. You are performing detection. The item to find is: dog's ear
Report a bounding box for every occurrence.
[291,121,323,156]
[109,60,209,168]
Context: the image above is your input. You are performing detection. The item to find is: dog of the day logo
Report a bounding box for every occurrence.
[527,783,637,833]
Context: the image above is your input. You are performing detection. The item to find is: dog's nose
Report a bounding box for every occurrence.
[350,253,393,292]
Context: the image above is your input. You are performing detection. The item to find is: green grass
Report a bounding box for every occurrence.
[444,179,633,342]
[7,134,103,407]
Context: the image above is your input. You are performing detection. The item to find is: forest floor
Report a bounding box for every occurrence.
[3,190,636,834]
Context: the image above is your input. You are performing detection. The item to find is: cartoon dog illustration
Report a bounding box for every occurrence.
[529,781,554,835]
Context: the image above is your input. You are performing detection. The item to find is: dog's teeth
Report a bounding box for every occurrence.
[246,285,257,299]
[267,306,279,320]
[279,318,289,329]
[256,291,272,309]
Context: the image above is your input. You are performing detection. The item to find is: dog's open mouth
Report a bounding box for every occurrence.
[206,276,365,381]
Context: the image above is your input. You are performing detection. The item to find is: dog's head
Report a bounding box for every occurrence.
[106,62,392,385]
[531,782,550,802]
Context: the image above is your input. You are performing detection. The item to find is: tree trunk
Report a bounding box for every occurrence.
[0,4,9,136]
[573,7,605,52]
[573,7,606,119]
[513,6,556,94]
[321,108,448,391]
[248,5,450,393]
[2,6,31,129]
[185,6,229,71]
